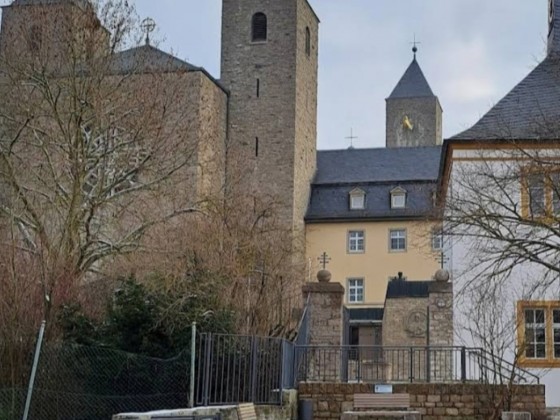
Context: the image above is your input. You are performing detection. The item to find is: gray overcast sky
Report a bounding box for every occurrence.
[132,0,546,150]
[0,0,546,150]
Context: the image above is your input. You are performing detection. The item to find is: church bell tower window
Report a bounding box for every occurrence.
[252,13,267,42]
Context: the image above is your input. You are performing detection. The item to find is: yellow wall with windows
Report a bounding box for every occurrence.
[305,220,441,306]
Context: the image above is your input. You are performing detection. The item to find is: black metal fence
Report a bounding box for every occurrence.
[195,333,293,406]
[293,345,540,385]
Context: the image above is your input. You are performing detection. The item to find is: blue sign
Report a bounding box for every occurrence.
[374,384,393,394]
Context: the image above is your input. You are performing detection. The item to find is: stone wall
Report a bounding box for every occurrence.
[386,97,442,148]
[298,383,546,420]
[221,0,319,275]
[301,280,345,381]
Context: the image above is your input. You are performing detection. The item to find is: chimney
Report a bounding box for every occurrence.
[548,0,560,57]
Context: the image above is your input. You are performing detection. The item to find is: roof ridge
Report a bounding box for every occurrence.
[318,145,442,153]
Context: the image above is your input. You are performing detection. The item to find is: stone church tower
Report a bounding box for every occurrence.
[385,48,443,148]
[220,0,319,241]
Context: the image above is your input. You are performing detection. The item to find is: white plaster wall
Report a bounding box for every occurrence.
[447,148,560,406]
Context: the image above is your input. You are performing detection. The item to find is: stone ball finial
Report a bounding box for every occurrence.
[317,270,332,283]
[434,269,450,283]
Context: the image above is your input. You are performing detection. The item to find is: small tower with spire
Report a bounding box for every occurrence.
[385,44,443,148]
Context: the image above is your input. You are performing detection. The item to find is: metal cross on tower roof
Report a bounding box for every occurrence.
[141,18,156,46]
[410,34,421,56]
[345,128,358,149]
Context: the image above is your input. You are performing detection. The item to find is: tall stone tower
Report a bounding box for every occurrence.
[221,0,319,246]
[386,48,443,148]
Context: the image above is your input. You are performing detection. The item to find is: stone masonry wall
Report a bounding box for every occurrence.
[301,281,344,381]
[298,383,547,420]
[221,0,319,279]
[382,297,429,382]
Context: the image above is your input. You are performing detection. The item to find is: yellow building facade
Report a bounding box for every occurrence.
[306,220,441,305]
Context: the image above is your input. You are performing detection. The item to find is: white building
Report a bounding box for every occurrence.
[442,0,560,406]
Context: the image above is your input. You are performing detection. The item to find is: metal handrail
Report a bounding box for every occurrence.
[293,345,539,385]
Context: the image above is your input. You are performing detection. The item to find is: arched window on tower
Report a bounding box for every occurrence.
[252,13,267,42]
[305,27,311,56]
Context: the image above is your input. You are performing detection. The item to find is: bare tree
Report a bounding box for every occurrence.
[0,0,206,326]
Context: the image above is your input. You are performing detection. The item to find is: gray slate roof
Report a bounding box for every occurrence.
[107,45,227,93]
[388,57,435,99]
[306,146,441,222]
[314,147,441,185]
[109,45,200,75]
[348,308,384,323]
[452,56,560,140]
[386,279,431,299]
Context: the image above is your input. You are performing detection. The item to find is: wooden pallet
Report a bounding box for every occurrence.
[237,403,257,420]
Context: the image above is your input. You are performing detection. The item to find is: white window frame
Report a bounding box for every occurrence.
[554,309,560,359]
[348,230,365,253]
[524,308,547,359]
[391,192,406,209]
[389,229,407,252]
[347,278,364,304]
[349,190,365,210]
[432,229,443,251]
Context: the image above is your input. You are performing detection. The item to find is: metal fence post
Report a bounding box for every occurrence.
[409,347,414,383]
[202,334,212,406]
[461,347,467,382]
[426,347,431,383]
[250,336,259,403]
[189,322,196,408]
[22,320,46,420]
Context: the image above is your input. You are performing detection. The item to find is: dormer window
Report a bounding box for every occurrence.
[349,188,365,210]
[391,187,407,209]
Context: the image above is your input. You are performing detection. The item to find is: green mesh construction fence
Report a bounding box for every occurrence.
[0,341,191,420]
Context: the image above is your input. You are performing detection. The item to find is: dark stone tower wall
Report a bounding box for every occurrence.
[220,0,319,240]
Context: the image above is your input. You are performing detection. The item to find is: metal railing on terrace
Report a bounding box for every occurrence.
[293,345,540,385]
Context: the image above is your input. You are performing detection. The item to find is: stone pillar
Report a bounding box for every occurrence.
[428,269,453,381]
[301,270,345,381]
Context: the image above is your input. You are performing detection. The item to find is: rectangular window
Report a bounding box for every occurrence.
[527,174,546,217]
[391,193,406,209]
[348,278,364,304]
[552,173,560,215]
[348,230,365,253]
[350,194,365,210]
[521,169,560,218]
[432,229,443,251]
[554,310,560,359]
[255,137,259,157]
[389,229,406,252]
[524,308,547,359]
[256,78,260,98]
[517,301,560,368]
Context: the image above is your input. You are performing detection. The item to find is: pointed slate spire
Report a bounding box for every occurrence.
[548,0,560,57]
[388,52,435,99]
[386,46,442,148]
